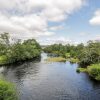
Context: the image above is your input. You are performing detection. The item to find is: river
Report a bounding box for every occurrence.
[0,53,100,100]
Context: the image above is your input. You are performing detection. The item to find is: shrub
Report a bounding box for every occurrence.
[87,64,100,81]
[0,80,17,100]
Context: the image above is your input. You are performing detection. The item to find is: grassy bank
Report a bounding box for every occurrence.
[0,80,17,100]
[0,55,41,66]
[46,56,79,63]
[76,64,100,81]
[87,64,100,81]
[46,57,66,62]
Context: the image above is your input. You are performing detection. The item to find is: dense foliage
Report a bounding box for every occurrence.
[87,64,100,81]
[44,41,100,66]
[43,43,84,58]
[78,41,100,66]
[0,80,17,100]
[77,64,100,81]
[0,33,41,65]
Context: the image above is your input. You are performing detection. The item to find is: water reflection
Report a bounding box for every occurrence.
[0,53,100,100]
[2,60,40,82]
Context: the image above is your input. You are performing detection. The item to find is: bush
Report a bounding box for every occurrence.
[87,64,100,81]
[0,80,17,100]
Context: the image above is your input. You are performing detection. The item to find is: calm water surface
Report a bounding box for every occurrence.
[0,53,100,100]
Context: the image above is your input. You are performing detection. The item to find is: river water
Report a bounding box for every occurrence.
[0,53,100,100]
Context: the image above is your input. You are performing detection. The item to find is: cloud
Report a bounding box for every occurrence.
[49,25,64,31]
[79,32,89,36]
[37,36,76,45]
[89,9,100,26]
[94,35,100,40]
[0,13,51,39]
[0,0,85,40]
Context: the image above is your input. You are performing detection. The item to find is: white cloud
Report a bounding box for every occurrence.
[0,13,51,39]
[0,0,85,40]
[89,9,100,26]
[79,32,89,36]
[49,25,63,31]
[37,36,75,45]
[94,35,100,40]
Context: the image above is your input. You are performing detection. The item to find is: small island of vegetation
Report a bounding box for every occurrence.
[46,57,66,62]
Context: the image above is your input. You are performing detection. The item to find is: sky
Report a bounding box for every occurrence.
[0,0,100,45]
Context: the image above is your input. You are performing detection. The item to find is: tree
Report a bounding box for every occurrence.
[0,33,41,65]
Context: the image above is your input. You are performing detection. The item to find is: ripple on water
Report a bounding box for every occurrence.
[0,53,100,100]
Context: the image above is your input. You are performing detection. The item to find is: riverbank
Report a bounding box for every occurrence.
[0,79,17,100]
[0,33,41,66]
[0,53,100,100]
[77,64,100,81]
[0,55,41,66]
[46,57,66,62]
[43,41,100,81]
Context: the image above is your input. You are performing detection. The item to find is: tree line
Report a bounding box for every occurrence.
[44,41,100,80]
[43,41,100,66]
[0,33,41,65]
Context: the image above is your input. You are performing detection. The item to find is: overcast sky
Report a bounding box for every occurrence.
[0,0,100,45]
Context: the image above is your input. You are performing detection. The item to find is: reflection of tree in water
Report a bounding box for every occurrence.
[1,59,41,84]
[90,78,100,89]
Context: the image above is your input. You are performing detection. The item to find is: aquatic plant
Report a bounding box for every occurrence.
[46,57,66,62]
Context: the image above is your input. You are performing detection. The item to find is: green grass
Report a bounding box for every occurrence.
[0,79,17,100]
[46,57,66,62]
